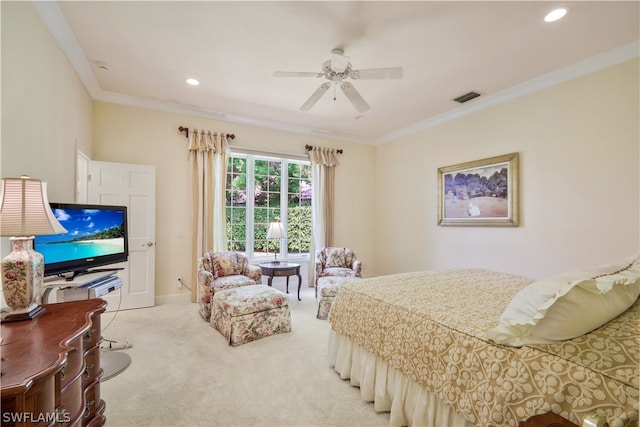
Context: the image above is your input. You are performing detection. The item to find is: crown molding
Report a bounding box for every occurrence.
[374,40,640,145]
[35,2,639,146]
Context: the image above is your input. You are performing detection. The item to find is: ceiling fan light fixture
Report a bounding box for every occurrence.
[330,48,350,73]
[544,7,568,23]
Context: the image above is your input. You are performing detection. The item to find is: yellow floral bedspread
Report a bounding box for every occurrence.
[329,269,639,427]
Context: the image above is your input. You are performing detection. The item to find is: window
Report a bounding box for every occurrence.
[226,153,312,260]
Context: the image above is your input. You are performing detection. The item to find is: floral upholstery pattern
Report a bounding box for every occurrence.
[197,251,262,321]
[316,276,361,320]
[315,247,362,297]
[211,285,291,346]
[325,247,346,267]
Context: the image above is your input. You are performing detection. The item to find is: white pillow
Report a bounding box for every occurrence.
[488,255,640,347]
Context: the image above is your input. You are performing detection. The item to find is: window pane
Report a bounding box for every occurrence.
[267,177,280,192]
[251,219,263,254]
[255,159,268,171]
[286,163,312,255]
[287,163,299,178]
[268,160,280,176]
[226,155,247,252]
[269,192,280,206]
[227,204,246,252]
[255,207,268,226]
[268,207,280,223]
[287,205,311,254]
[300,181,312,205]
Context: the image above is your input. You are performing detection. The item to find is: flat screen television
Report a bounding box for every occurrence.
[34,203,129,279]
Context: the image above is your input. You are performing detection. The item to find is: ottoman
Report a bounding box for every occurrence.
[316,276,361,320]
[211,285,291,346]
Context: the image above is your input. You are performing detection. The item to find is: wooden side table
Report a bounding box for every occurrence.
[259,262,302,301]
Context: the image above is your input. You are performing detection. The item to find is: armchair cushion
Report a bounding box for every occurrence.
[243,263,262,283]
[210,251,241,278]
[325,247,347,267]
[215,275,256,289]
[321,267,358,279]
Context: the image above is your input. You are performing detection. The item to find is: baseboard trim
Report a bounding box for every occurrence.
[155,292,192,305]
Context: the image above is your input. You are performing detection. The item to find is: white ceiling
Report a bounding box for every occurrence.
[36,1,639,144]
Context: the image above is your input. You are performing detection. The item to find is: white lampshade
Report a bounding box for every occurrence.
[0,176,67,237]
[266,222,286,239]
[1,176,67,321]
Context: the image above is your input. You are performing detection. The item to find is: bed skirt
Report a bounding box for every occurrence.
[328,329,474,427]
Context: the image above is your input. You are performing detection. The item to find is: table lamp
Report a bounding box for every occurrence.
[0,176,67,322]
[266,222,286,265]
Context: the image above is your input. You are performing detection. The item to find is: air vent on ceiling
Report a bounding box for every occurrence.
[454,91,481,104]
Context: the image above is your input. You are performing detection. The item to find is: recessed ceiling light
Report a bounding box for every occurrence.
[544,7,568,23]
[186,78,200,86]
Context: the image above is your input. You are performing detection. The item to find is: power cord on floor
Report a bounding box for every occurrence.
[178,277,192,292]
[101,281,123,334]
[101,338,133,351]
[100,279,134,352]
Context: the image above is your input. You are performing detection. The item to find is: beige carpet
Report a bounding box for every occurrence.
[100,285,389,427]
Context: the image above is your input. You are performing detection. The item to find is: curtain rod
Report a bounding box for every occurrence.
[232,145,309,161]
[305,144,343,154]
[178,126,235,140]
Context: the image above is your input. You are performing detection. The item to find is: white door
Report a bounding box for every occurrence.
[76,151,90,203]
[88,161,156,310]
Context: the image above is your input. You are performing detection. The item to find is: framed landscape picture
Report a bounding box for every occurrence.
[437,152,519,226]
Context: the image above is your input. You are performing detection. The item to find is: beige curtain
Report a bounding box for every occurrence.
[307,146,339,287]
[189,130,230,302]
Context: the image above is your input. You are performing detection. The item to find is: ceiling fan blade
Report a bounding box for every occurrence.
[273,71,323,78]
[300,82,331,111]
[341,82,370,113]
[350,67,403,80]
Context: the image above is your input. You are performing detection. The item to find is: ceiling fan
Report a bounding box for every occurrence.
[273,48,403,113]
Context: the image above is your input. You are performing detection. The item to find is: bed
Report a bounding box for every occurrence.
[328,267,639,427]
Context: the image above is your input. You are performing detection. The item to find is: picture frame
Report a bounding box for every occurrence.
[437,152,519,227]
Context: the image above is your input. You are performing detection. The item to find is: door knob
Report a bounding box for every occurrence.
[143,241,155,247]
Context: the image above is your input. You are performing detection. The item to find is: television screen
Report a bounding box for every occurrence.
[34,203,129,278]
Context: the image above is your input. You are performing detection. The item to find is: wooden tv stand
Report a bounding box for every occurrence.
[1,299,107,426]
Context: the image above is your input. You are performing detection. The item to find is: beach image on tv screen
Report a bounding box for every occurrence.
[36,208,126,264]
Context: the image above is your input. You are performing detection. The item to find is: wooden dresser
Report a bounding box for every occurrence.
[1,299,107,426]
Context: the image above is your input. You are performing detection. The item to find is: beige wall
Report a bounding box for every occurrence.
[1,2,93,306]
[375,58,640,279]
[92,102,376,296]
[1,2,93,201]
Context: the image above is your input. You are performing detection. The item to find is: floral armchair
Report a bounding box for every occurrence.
[315,247,362,297]
[197,251,261,321]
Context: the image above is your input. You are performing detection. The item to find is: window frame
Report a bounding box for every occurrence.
[226,151,311,263]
